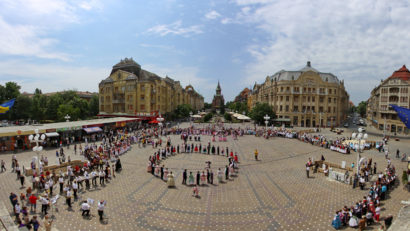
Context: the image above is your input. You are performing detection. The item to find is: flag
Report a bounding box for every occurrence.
[0,98,16,114]
[390,104,410,129]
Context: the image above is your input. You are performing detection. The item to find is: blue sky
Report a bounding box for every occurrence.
[0,0,409,104]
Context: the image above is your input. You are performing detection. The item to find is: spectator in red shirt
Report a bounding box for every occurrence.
[29,194,37,213]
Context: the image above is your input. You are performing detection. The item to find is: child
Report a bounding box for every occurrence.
[192,185,199,197]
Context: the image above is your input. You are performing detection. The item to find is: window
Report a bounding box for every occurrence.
[319,97,324,103]
[280,96,283,101]
[333,107,336,113]
[401,87,408,93]
[140,85,145,91]
[100,105,104,111]
[100,97,104,103]
[312,106,315,112]
[293,106,298,112]
[100,88,104,94]
[121,86,125,92]
[285,105,289,112]
[312,97,315,102]
[281,87,283,92]
[319,107,323,113]
[286,96,289,102]
[105,96,110,101]
[328,107,331,113]
[140,105,145,111]
[333,98,337,103]
[329,89,332,94]
[140,95,145,100]
[328,98,331,103]
[280,105,283,111]
[307,96,310,102]
[128,104,133,110]
[302,106,306,112]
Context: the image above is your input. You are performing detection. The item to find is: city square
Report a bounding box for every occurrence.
[0,122,409,230]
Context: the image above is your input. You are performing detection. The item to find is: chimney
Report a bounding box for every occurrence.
[307,61,311,67]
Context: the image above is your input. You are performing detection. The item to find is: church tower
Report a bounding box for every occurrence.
[212,81,225,113]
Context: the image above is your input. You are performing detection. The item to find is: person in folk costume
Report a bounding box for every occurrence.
[147,160,152,173]
[167,171,175,188]
[163,168,169,181]
[194,145,198,153]
[192,185,199,197]
[200,171,207,185]
[188,172,195,186]
[154,164,160,177]
[229,161,235,176]
[217,168,223,183]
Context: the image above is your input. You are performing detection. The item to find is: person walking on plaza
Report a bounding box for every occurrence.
[81,201,91,217]
[1,160,6,172]
[196,171,200,185]
[43,215,53,231]
[225,166,229,180]
[254,149,258,160]
[396,149,400,158]
[182,169,187,185]
[29,194,37,213]
[66,188,72,208]
[98,200,106,221]
[19,174,25,187]
[306,164,310,178]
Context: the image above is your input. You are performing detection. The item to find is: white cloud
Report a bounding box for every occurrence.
[205,10,221,20]
[147,20,203,37]
[0,60,108,93]
[231,0,410,104]
[221,18,233,24]
[143,64,215,101]
[0,0,102,61]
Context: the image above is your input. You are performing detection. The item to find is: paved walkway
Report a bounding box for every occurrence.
[0,123,409,230]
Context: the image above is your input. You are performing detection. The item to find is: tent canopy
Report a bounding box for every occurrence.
[148,119,159,124]
[83,127,103,133]
[45,132,60,137]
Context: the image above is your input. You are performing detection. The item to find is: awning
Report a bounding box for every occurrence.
[274,118,291,122]
[45,132,60,137]
[83,127,103,133]
[148,120,159,124]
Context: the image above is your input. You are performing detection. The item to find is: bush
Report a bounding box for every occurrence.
[203,113,213,122]
[224,113,232,122]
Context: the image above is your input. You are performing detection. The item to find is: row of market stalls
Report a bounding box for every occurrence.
[0,117,139,152]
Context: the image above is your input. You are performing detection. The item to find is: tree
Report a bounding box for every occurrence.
[224,112,232,122]
[46,94,62,121]
[10,95,32,120]
[174,104,193,119]
[4,82,21,100]
[31,94,47,121]
[249,103,275,125]
[357,101,367,117]
[57,103,80,121]
[227,101,248,115]
[204,102,212,110]
[89,95,99,117]
[203,113,213,122]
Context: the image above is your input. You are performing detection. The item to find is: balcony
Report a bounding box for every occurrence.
[112,99,125,103]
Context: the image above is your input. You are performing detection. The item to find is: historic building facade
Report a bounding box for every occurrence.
[367,65,410,134]
[234,88,251,103]
[250,61,350,127]
[98,58,204,118]
[212,81,225,112]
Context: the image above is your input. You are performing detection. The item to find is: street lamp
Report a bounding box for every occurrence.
[64,114,71,122]
[157,113,164,134]
[28,129,46,174]
[351,127,368,177]
[264,114,270,130]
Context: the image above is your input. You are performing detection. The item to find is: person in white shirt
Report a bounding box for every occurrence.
[41,195,49,215]
[91,170,98,187]
[97,200,106,220]
[66,189,72,208]
[81,201,90,216]
[59,176,64,194]
[48,179,54,195]
[72,181,78,199]
[99,170,105,185]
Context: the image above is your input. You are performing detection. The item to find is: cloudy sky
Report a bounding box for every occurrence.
[0,0,409,104]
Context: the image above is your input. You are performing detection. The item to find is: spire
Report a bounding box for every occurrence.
[216,81,221,96]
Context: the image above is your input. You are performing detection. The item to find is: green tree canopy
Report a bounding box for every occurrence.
[249,103,276,125]
[357,101,367,117]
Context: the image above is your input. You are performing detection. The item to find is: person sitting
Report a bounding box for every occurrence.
[348,215,358,228]
[365,211,374,226]
[358,216,366,231]
[81,201,90,217]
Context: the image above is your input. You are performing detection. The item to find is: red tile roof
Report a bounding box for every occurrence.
[389,65,410,81]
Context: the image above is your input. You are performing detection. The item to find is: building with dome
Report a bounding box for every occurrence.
[249,61,350,127]
[98,58,204,119]
[367,65,410,134]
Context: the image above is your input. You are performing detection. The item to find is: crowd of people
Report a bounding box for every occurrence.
[332,163,397,230]
[146,134,239,197]
[6,127,142,230]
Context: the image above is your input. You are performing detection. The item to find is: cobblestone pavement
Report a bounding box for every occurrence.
[0,123,409,230]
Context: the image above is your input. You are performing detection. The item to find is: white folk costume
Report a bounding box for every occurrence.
[217,169,223,183]
[167,172,175,187]
[200,172,207,185]
[147,161,152,172]
[163,168,169,181]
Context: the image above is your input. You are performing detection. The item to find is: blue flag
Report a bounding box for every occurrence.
[390,104,410,129]
[0,98,16,114]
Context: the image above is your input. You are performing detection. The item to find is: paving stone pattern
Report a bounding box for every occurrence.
[0,124,409,230]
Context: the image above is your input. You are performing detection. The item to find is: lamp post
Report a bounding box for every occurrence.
[157,113,164,135]
[64,114,71,122]
[28,129,46,174]
[263,114,270,130]
[351,127,368,176]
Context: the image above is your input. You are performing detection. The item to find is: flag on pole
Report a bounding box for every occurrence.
[0,98,16,114]
[390,104,410,128]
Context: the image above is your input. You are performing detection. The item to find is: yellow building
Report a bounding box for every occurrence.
[250,61,349,127]
[98,58,204,118]
[367,65,410,134]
